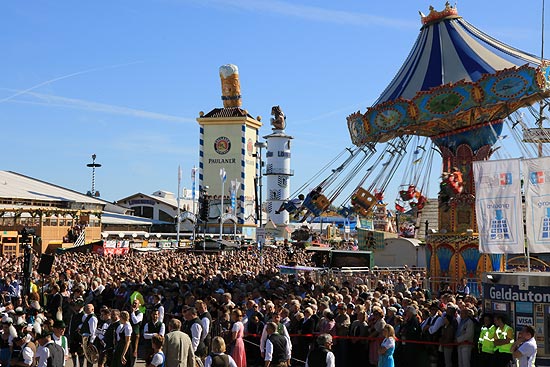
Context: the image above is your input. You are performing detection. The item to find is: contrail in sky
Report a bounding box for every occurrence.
[3,89,195,124]
[0,61,145,105]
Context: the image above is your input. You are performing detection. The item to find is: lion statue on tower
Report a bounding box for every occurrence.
[271,105,286,130]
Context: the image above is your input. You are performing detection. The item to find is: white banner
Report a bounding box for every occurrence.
[523,157,550,253]
[474,159,524,254]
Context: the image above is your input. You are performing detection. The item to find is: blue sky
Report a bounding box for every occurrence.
[1,1,547,205]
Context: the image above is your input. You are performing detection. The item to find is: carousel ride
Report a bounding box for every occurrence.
[282,3,550,294]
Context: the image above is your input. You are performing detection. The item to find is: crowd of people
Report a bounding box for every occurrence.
[0,246,539,367]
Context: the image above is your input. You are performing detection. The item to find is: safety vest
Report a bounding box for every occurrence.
[478,325,495,353]
[495,324,514,353]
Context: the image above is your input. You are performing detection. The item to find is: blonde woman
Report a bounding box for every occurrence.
[378,324,396,367]
[113,311,132,367]
[204,337,237,367]
[230,309,246,367]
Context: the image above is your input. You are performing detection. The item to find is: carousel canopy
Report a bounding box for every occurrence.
[348,3,550,144]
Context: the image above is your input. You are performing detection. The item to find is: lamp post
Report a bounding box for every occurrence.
[219,168,227,240]
[86,154,102,197]
[191,166,197,242]
[255,141,267,264]
[177,166,182,246]
[254,142,267,227]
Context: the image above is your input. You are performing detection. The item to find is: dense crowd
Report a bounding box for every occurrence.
[0,247,538,367]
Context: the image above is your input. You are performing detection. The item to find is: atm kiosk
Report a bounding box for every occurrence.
[482,272,550,366]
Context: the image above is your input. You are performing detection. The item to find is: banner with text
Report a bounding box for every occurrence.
[474,159,524,254]
[523,156,550,253]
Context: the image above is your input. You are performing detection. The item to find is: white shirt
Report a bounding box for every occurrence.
[260,323,291,353]
[305,350,335,367]
[52,334,69,365]
[116,323,132,342]
[264,333,291,362]
[517,337,537,367]
[189,321,202,352]
[19,342,35,366]
[150,351,165,367]
[131,310,144,326]
[81,313,98,343]
[205,353,238,367]
[200,316,210,342]
[143,322,166,339]
[36,341,53,367]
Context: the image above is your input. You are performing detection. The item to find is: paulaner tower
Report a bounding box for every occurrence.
[264,106,294,227]
[197,64,262,238]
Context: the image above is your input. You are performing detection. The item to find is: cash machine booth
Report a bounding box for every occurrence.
[482,272,550,365]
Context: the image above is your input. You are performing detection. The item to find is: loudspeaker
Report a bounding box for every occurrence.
[37,254,55,275]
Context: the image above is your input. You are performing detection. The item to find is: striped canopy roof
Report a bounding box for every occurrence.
[375,9,543,106]
[347,5,550,145]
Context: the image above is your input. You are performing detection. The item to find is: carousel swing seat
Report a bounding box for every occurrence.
[399,185,417,201]
[351,187,377,216]
[302,192,330,217]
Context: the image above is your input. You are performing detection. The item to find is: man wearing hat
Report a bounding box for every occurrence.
[35,331,64,367]
[52,320,69,366]
[10,333,35,367]
[305,333,335,367]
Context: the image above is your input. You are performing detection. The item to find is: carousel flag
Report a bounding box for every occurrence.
[473,159,524,254]
[523,157,550,253]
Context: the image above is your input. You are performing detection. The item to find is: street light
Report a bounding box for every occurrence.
[86,154,102,197]
[254,141,267,227]
[219,168,227,240]
[254,141,267,261]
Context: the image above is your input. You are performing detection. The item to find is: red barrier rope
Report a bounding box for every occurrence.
[245,332,474,347]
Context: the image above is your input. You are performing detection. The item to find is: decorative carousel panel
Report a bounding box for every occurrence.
[479,66,542,105]
[364,100,412,142]
[346,111,370,146]
[413,83,475,122]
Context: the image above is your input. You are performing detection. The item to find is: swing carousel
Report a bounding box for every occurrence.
[283,3,550,294]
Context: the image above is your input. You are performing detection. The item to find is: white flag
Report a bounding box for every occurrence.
[474,159,524,254]
[220,168,227,183]
[523,157,550,253]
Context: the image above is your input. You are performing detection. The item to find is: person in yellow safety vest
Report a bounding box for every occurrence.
[478,314,495,366]
[493,314,514,367]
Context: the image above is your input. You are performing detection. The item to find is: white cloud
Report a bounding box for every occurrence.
[194,0,417,29]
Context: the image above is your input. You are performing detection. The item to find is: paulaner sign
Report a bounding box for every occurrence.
[485,284,550,303]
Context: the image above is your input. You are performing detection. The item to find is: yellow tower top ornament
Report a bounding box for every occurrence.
[219,64,242,108]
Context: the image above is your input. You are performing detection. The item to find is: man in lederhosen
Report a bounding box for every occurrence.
[129,299,143,367]
[143,309,165,365]
[264,322,291,367]
[79,303,98,367]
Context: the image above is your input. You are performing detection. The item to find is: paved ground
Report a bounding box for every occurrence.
[66,356,148,367]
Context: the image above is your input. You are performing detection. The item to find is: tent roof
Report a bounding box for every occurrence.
[375,13,543,105]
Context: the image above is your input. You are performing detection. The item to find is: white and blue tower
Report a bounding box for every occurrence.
[264,108,294,227]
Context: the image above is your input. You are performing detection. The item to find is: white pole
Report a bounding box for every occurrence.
[176,165,181,246]
[192,166,197,242]
[220,168,226,240]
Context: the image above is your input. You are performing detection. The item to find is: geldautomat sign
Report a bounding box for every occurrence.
[484,284,550,303]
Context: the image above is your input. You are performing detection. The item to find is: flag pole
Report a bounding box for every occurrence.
[192,166,197,243]
[176,165,182,246]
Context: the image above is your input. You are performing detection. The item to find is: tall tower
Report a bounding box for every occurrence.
[264,106,294,227]
[197,64,262,239]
